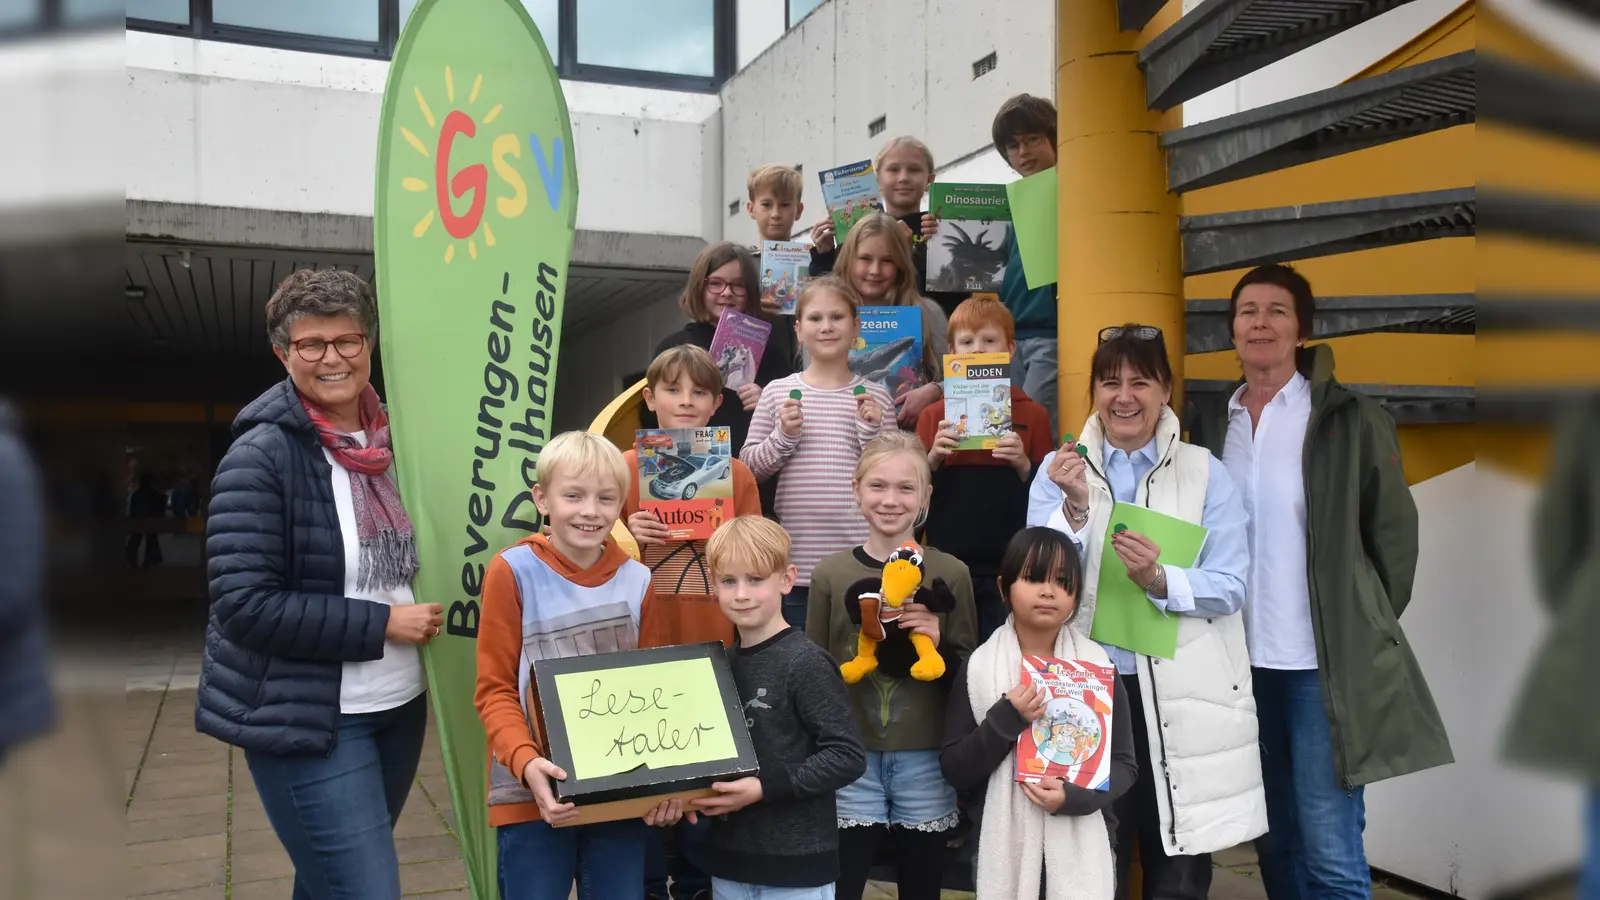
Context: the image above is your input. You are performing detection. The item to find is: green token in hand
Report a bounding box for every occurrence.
[853,385,866,396]
[1074,444,1088,457]
[1061,433,1074,444]
[1114,524,1128,534]
[789,389,803,401]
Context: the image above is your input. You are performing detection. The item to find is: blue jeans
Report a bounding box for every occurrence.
[1252,668,1369,900]
[1013,336,1058,438]
[1584,787,1600,900]
[644,815,710,899]
[783,584,809,631]
[497,816,650,900]
[243,693,428,900]
[836,749,958,830]
[711,878,835,899]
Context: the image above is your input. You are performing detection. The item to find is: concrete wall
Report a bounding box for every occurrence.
[550,290,685,435]
[125,31,721,240]
[717,0,1053,246]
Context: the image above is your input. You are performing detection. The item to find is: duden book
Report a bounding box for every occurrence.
[942,352,1012,450]
[1014,655,1116,790]
[926,183,1012,292]
[849,306,924,403]
[759,241,811,315]
[819,159,883,239]
[707,308,771,391]
[635,427,734,541]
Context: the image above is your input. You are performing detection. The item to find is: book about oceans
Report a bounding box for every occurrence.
[942,352,1012,450]
[635,427,734,541]
[849,306,924,402]
[818,159,883,239]
[927,182,1012,293]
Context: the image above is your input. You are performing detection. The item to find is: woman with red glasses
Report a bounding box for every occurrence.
[197,268,444,900]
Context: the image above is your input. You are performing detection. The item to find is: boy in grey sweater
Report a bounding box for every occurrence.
[693,517,866,896]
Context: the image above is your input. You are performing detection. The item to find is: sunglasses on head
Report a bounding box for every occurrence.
[1098,325,1163,343]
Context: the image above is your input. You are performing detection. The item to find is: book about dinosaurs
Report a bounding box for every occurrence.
[849,306,924,402]
[819,159,883,239]
[1014,655,1116,790]
[927,183,1012,293]
[759,241,811,315]
[941,352,1012,450]
[708,308,771,391]
[635,427,734,541]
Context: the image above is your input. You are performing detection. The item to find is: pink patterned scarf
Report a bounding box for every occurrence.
[299,386,419,591]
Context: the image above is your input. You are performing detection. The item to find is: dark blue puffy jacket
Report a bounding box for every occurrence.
[0,400,53,759]
[195,379,392,756]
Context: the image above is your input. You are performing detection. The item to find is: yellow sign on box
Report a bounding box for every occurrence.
[552,658,739,780]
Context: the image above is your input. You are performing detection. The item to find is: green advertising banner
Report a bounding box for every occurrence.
[375,2,576,896]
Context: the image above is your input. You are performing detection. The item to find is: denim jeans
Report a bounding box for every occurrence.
[782,584,810,631]
[1013,336,1058,438]
[497,816,650,900]
[1584,787,1600,900]
[711,878,835,899]
[1252,667,1369,900]
[243,693,428,900]
[644,815,711,899]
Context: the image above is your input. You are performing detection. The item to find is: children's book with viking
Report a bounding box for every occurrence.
[634,427,734,541]
[759,241,811,315]
[818,159,883,238]
[941,352,1012,450]
[708,309,771,391]
[849,306,924,402]
[1014,655,1116,790]
[926,183,1012,292]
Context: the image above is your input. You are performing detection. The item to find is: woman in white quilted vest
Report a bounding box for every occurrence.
[1026,324,1265,900]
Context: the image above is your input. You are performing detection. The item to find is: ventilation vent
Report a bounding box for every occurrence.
[728,199,740,217]
[973,51,997,78]
[868,115,886,137]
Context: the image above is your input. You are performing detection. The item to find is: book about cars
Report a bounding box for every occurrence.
[941,352,1011,450]
[1014,655,1116,790]
[635,427,734,541]
[707,308,771,391]
[849,306,924,402]
[759,241,811,315]
[818,159,883,239]
[926,183,1013,292]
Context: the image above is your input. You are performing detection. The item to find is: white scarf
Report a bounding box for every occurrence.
[966,618,1116,900]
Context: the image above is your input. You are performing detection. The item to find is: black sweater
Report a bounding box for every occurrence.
[647,320,796,455]
[809,210,970,317]
[700,628,867,888]
[939,660,1137,821]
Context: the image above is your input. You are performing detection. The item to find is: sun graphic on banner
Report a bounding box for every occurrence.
[400,66,525,264]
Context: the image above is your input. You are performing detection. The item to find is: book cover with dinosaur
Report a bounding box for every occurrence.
[759,240,811,315]
[635,427,734,541]
[926,183,1012,293]
[1014,655,1116,790]
[850,306,924,402]
[708,308,770,391]
[941,352,1012,450]
[819,159,883,239]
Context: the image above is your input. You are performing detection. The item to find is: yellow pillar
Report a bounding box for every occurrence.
[1056,0,1186,438]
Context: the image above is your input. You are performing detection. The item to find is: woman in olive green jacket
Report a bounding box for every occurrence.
[1187,265,1452,900]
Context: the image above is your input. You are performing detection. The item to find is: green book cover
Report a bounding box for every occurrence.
[1089,502,1208,660]
[927,183,1013,292]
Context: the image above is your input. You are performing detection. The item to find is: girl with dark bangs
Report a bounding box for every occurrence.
[939,527,1135,899]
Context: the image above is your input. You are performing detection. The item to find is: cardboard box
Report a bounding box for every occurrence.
[533,641,759,826]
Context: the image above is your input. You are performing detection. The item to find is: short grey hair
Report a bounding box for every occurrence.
[265,268,379,350]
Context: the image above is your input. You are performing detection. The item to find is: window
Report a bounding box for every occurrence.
[577,0,715,78]
[401,0,556,50]
[213,0,379,42]
[787,0,825,28]
[125,0,188,26]
[0,1,41,31]
[126,0,738,91]
[65,0,126,23]
[868,115,886,137]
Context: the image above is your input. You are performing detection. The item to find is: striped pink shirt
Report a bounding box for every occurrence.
[741,373,897,586]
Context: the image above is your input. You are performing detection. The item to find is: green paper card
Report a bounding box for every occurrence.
[552,657,739,780]
[1090,502,1208,660]
[1005,167,1058,290]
